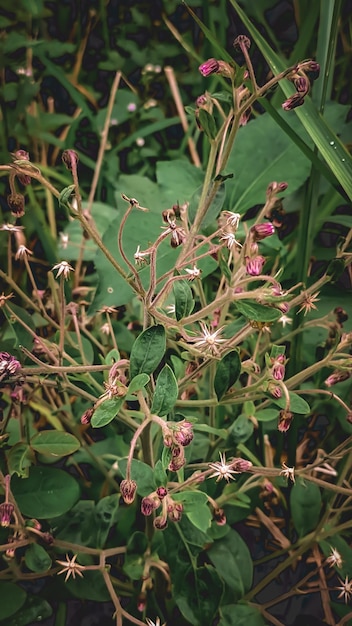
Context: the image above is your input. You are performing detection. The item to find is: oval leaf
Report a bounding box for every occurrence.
[173,280,195,321]
[129,325,166,379]
[219,604,266,626]
[208,529,253,597]
[25,543,52,573]
[235,300,281,322]
[91,397,124,428]
[151,364,178,416]
[290,477,322,537]
[214,350,241,400]
[30,431,80,457]
[0,582,27,620]
[11,466,80,518]
[128,373,150,395]
[273,391,310,414]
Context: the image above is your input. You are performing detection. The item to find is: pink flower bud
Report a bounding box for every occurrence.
[199,58,220,77]
[213,507,227,525]
[62,149,79,171]
[251,223,275,240]
[282,93,305,111]
[325,371,351,387]
[231,458,253,472]
[0,353,21,380]
[156,486,168,500]
[245,255,266,276]
[81,408,94,425]
[154,515,168,530]
[278,410,294,432]
[0,503,14,527]
[141,493,161,516]
[272,363,285,381]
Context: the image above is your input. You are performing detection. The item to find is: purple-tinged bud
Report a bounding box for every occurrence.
[282,93,305,111]
[171,445,182,458]
[231,458,253,472]
[168,454,186,472]
[233,35,251,50]
[25,518,42,531]
[141,494,161,516]
[251,223,275,240]
[167,501,183,522]
[12,149,30,161]
[163,432,174,448]
[0,353,21,380]
[7,193,25,217]
[153,515,168,530]
[278,410,294,432]
[277,301,289,314]
[62,149,79,171]
[245,255,266,276]
[266,181,288,197]
[213,507,226,526]
[294,76,310,93]
[268,383,282,399]
[120,479,137,504]
[299,60,320,79]
[199,58,220,77]
[272,362,285,381]
[81,408,94,425]
[324,371,351,387]
[0,503,14,527]
[156,486,168,500]
[170,227,187,248]
[42,532,54,544]
[196,94,208,107]
[173,422,194,447]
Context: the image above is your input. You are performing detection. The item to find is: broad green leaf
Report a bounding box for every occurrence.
[290,477,322,537]
[65,570,110,601]
[151,364,178,416]
[118,459,155,496]
[198,108,217,140]
[5,595,52,626]
[273,392,310,414]
[25,543,51,573]
[219,604,266,626]
[214,350,241,400]
[95,495,120,549]
[193,423,227,438]
[208,529,253,597]
[91,397,124,428]
[30,431,80,457]
[61,202,119,262]
[128,373,150,394]
[229,0,352,201]
[229,414,254,444]
[174,565,223,626]
[7,442,32,478]
[255,409,278,422]
[156,160,204,207]
[173,280,195,321]
[124,531,148,580]
[11,466,80,518]
[188,182,226,228]
[129,325,166,379]
[235,300,281,322]
[0,582,27,620]
[173,491,211,532]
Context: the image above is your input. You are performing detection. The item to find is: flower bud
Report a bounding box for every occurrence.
[141,494,161,516]
[278,410,294,432]
[251,223,275,241]
[120,479,137,504]
[272,362,285,381]
[156,486,168,500]
[231,458,253,472]
[173,422,194,447]
[282,93,305,111]
[245,255,266,276]
[213,507,226,525]
[324,371,351,387]
[153,515,168,530]
[268,382,282,398]
[266,181,288,198]
[294,76,310,93]
[7,193,25,217]
[12,149,30,161]
[0,352,21,380]
[0,503,14,527]
[62,149,79,171]
[137,593,147,612]
[199,58,220,77]
[81,408,94,425]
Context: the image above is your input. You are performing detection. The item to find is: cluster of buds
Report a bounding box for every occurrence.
[244,222,275,276]
[141,487,183,530]
[11,149,31,186]
[0,352,21,382]
[282,60,320,111]
[161,209,187,248]
[267,354,287,398]
[162,421,194,471]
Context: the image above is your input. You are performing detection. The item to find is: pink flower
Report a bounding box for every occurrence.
[251,223,275,240]
[245,255,266,276]
[199,58,220,77]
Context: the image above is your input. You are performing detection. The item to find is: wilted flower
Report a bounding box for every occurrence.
[56,554,85,582]
[52,261,74,280]
[213,507,227,526]
[337,575,352,604]
[221,211,241,229]
[278,409,294,432]
[233,35,251,50]
[280,463,295,483]
[188,322,226,357]
[297,291,320,315]
[326,547,343,569]
[220,231,242,249]
[146,616,166,626]
[7,193,25,217]
[62,149,79,171]
[184,265,201,280]
[208,452,239,483]
[15,245,32,260]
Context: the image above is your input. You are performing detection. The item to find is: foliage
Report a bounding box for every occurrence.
[0,1,351,626]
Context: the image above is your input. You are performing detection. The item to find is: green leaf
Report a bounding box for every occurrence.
[255,409,278,422]
[11,466,80,518]
[128,373,150,394]
[198,108,217,139]
[7,442,32,478]
[290,477,322,537]
[214,350,241,400]
[24,543,51,573]
[273,392,310,414]
[151,364,178,416]
[235,300,281,322]
[174,565,223,626]
[58,184,75,210]
[94,495,120,549]
[123,531,148,580]
[173,491,211,533]
[229,0,352,201]
[118,459,155,496]
[173,280,195,321]
[30,431,80,457]
[193,423,227,438]
[208,529,253,597]
[65,570,110,601]
[91,397,124,428]
[229,414,254,444]
[0,582,27,620]
[219,604,266,626]
[129,325,166,379]
[188,182,226,229]
[156,160,204,207]
[4,595,52,626]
